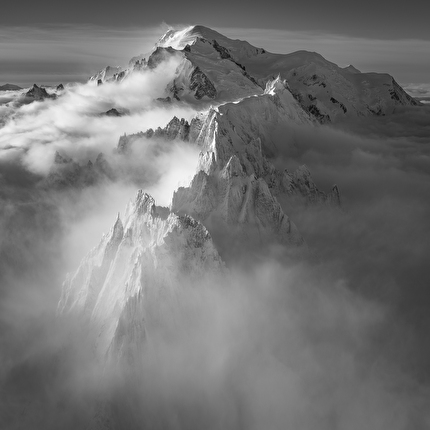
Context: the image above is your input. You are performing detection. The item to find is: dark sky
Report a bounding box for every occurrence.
[2,0,430,40]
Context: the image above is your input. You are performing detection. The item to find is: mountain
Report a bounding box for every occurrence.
[62,69,340,363]
[43,151,115,189]
[59,191,224,358]
[0,83,22,91]
[24,83,56,101]
[91,25,419,121]
[58,26,419,425]
[169,77,339,257]
[89,66,124,85]
[158,26,420,120]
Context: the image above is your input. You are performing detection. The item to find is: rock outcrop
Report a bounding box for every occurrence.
[44,151,115,189]
[116,116,202,153]
[24,84,55,101]
[59,191,224,357]
[170,77,339,255]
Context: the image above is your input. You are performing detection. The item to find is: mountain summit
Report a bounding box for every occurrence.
[91,25,419,121]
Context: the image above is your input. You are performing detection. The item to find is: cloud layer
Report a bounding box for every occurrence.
[1,46,430,428]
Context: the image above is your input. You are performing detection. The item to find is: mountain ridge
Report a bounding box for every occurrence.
[90,25,419,121]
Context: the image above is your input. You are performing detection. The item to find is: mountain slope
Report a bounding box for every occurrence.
[170,77,339,257]
[61,70,340,357]
[125,25,419,120]
[59,191,224,357]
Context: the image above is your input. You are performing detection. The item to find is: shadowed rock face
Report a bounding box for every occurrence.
[391,79,420,105]
[116,116,202,154]
[44,152,115,189]
[61,71,343,369]
[25,84,55,101]
[146,46,176,69]
[189,67,217,99]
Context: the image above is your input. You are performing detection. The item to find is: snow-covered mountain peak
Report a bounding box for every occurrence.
[89,24,419,120]
[156,25,226,49]
[156,25,266,61]
[156,25,223,46]
[156,26,196,50]
[59,190,224,353]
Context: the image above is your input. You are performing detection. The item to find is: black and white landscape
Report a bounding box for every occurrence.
[1,24,430,429]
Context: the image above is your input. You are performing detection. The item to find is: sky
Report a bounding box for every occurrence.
[0,0,430,87]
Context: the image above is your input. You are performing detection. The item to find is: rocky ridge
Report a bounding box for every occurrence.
[61,26,392,372]
[91,25,419,121]
[59,191,224,357]
[44,151,115,189]
[24,84,56,101]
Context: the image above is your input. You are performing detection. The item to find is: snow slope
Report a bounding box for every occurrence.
[153,25,421,120]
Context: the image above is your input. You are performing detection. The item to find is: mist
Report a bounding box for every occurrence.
[0,58,202,422]
[1,56,430,429]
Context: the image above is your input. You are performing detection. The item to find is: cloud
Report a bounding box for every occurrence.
[267,111,430,373]
[402,83,430,97]
[1,45,430,428]
[0,56,198,177]
[0,53,202,343]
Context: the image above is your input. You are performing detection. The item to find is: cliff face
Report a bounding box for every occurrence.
[171,77,339,221]
[59,191,224,358]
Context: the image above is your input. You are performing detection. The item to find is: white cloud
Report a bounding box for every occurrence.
[0,55,197,175]
[401,82,430,98]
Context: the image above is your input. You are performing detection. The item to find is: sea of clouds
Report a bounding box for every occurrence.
[0,50,430,429]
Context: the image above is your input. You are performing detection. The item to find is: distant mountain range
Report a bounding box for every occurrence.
[0,83,22,91]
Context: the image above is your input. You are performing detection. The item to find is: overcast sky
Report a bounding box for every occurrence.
[0,0,429,88]
[1,0,430,40]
